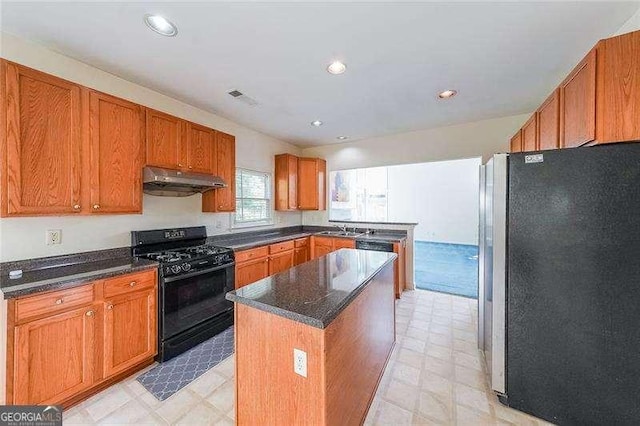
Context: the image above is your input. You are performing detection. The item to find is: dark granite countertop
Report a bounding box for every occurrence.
[208,226,406,252]
[0,254,158,299]
[226,248,397,329]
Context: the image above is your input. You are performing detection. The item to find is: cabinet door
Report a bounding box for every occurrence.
[3,62,82,216]
[13,305,96,404]
[509,132,522,153]
[236,257,269,289]
[103,288,156,378]
[521,114,538,152]
[275,154,298,211]
[298,158,326,210]
[186,122,215,174]
[88,91,144,214]
[560,49,596,148]
[293,247,309,266]
[145,109,182,169]
[203,131,236,212]
[334,238,355,250]
[537,90,560,151]
[393,242,406,299]
[595,31,640,144]
[269,250,294,275]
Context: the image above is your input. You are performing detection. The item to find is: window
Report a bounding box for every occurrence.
[329,167,389,222]
[234,168,272,226]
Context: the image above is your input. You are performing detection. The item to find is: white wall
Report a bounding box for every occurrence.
[0,32,302,262]
[387,158,481,245]
[615,5,640,35]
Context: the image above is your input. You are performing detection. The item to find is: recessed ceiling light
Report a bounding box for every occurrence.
[337,136,348,140]
[144,14,178,37]
[438,89,458,99]
[327,61,347,75]
[311,120,323,127]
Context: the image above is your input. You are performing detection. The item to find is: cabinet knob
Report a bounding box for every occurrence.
[73,204,81,210]
[93,204,100,210]
[55,298,63,305]
[129,281,137,287]
[86,310,94,317]
[178,163,184,167]
[106,304,113,310]
[188,166,193,169]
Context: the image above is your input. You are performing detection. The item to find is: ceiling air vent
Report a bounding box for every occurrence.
[227,89,258,106]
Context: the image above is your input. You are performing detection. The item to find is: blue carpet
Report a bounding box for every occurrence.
[137,326,234,401]
[414,241,478,299]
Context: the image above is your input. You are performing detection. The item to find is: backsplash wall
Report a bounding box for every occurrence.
[0,32,302,262]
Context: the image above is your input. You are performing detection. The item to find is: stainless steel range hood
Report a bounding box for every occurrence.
[143,166,227,197]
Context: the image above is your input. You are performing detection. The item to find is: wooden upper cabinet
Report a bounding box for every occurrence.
[297,157,326,210]
[521,114,538,152]
[2,61,82,216]
[537,90,560,151]
[560,48,596,148]
[275,153,298,211]
[103,287,156,379]
[510,131,522,153]
[203,131,236,212]
[185,122,215,174]
[13,304,97,404]
[595,30,640,144]
[145,108,182,169]
[87,91,144,214]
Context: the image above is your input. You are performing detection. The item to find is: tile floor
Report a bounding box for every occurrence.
[63,290,549,425]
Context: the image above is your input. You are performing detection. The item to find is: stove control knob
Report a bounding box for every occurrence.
[171,265,182,274]
[182,262,192,272]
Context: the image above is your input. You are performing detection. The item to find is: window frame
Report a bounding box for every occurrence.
[233,168,274,228]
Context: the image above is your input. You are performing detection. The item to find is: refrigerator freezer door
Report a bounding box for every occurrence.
[506,143,640,424]
[479,154,507,394]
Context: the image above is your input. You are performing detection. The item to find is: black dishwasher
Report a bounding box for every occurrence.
[355,240,394,252]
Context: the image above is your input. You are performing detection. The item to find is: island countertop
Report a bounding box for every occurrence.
[226,248,397,329]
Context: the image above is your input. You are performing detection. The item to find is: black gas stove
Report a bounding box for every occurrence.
[131,226,235,362]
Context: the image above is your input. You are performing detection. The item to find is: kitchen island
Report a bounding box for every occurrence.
[226,248,397,426]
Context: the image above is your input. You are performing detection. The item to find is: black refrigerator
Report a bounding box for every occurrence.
[478,142,640,425]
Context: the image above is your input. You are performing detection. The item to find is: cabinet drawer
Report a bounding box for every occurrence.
[15,285,94,323]
[236,246,269,263]
[294,237,309,248]
[104,270,156,299]
[269,240,294,254]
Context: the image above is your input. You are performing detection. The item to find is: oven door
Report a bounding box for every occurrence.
[161,264,234,340]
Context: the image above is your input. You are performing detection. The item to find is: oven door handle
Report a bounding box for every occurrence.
[163,263,235,283]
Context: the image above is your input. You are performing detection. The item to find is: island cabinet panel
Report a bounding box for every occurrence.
[595,31,640,144]
[537,90,561,151]
[87,90,144,214]
[275,153,298,210]
[2,61,82,216]
[521,114,538,152]
[560,49,596,148]
[509,131,522,153]
[13,304,97,405]
[393,241,406,298]
[268,250,294,275]
[145,108,182,169]
[297,157,326,210]
[103,286,156,378]
[203,131,236,212]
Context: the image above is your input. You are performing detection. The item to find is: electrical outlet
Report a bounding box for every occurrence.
[215,220,223,229]
[293,348,307,377]
[46,229,62,245]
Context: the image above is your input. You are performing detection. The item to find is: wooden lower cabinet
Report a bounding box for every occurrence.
[311,236,354,259]
[393,241,407,298]
[293,247,309,266]
[236,257,270,289]
[7,268,158,406]
[269,250,294,275]
[103,287,156,378]
[13,304,97,404]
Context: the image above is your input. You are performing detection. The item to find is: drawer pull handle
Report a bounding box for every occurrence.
[93,204,100,210]
[73,204,81,210]
[129,281,137,287]
[86,310,94,317]
[55,298,63,305]
[106,304,113,310]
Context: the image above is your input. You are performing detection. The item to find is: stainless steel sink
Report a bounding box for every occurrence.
[316,231,364,237]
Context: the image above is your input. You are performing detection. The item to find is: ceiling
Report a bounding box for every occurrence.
[2,2,638,147]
